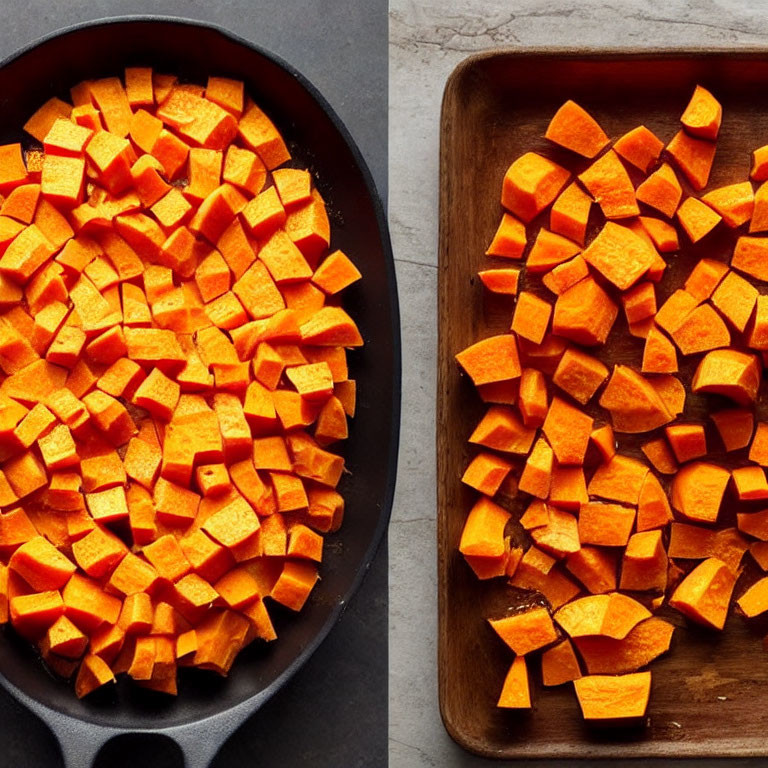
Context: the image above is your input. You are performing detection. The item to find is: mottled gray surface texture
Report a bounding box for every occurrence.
[0,2,388,767]
[388,1,768,766]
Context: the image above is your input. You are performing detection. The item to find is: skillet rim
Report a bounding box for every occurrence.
[0,12,401,733]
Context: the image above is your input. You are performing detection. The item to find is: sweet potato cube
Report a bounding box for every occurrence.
[671,461,730,524]
[106,553,160,598]
[85,130,133,194]
[159,88,238,150]
[312,249,361,295]
[202,494,260,549]
[711,271,758,332]
[458,496,510,559]
[496,656,531,709]
[681,84,722,139]
[489,605,558,655]
[530,505,580,557]
[501,152,570,223]
[574,672,651,721]
[285,362,334,401]
[661,420,703,461]
[711,408,754,452]
[71,526,127,579]
[639,216,679,252]
[692,348,760,405]
[4,450,47,499]
[620,530,668,592]
[124,327,186,374]
[578,503,636,547]
[552,347,608,404]
[132,367,180,422]
[575,617,674,675]
[613,125,663,172]
[238,101,290,170]
[579,150,639,220]
[270,561,318,611]
[541,396,591,465]
[582,222,655,291]
[142,534,192,582]
[545,100,609,158]
[669,557,734,629]
[206,76,244,117]
[10,590,64,638]
[9,535,76,591]
[736,576,768,618]
[154,477,200,528]
[0,224,57,284]
[552,277,618,346]
[470,405,536,455]
[750,184,768,233]
[85,486,129,525]
[702,181,754,228]
[667,130,716,190]
[555,593,650,640]
[635,162,682,218]
[455,334,521,387]
[565,547,617,595]
[41,154,85,207]
[599,365,674,433]
[541,639,582,687]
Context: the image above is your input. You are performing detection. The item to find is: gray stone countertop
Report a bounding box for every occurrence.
[388,2,768,765]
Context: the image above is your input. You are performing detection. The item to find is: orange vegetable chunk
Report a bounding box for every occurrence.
[496,656,531,709]
[545,100,609,157]
[667,130,716,190]
[578,150,639,220]
[613,125,664,172]
[574,671,652,722]
[692,348,760,405]
[636,163,682,218]
[582,222,655,291]
[702,181,754,228]
[669,557,735,629]
[575,619,673,674]
[671,461,730,524]
[552,277,618,346]
[555,593,650,640]
[681,84,722,139]
[489,605,558,655]
[550,182,591,245]
[501,152,570,223]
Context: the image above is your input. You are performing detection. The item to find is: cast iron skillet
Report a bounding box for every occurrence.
[0,16,399,768]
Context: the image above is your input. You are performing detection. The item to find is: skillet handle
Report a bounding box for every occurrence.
[52,721,224,768]
[48,718,119,768]
[167,719,236,768]
[53,721,225,768]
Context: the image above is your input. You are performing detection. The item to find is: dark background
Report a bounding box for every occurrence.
[0,1,388,766]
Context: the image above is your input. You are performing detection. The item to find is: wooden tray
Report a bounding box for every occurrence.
[437,49,768,759]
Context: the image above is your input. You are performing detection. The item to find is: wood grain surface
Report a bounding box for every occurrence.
[437,49,768,759]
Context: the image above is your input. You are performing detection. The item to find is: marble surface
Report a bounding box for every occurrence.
[388,1,768,765]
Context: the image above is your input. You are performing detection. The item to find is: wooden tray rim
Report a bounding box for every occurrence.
[437,45,768,760]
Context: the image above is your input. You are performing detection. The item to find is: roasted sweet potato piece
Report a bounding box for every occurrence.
[581,151,639,219]
[680,84,722,140]
[545,100,609,158]
[669,557,735,629]
[575,618,674,674]
[667,130,716,190]
[501,152,570,223]
[671,462,730,524]
[691,348,760,405]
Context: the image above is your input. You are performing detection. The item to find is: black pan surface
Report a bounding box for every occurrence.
[0,16,399,768]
